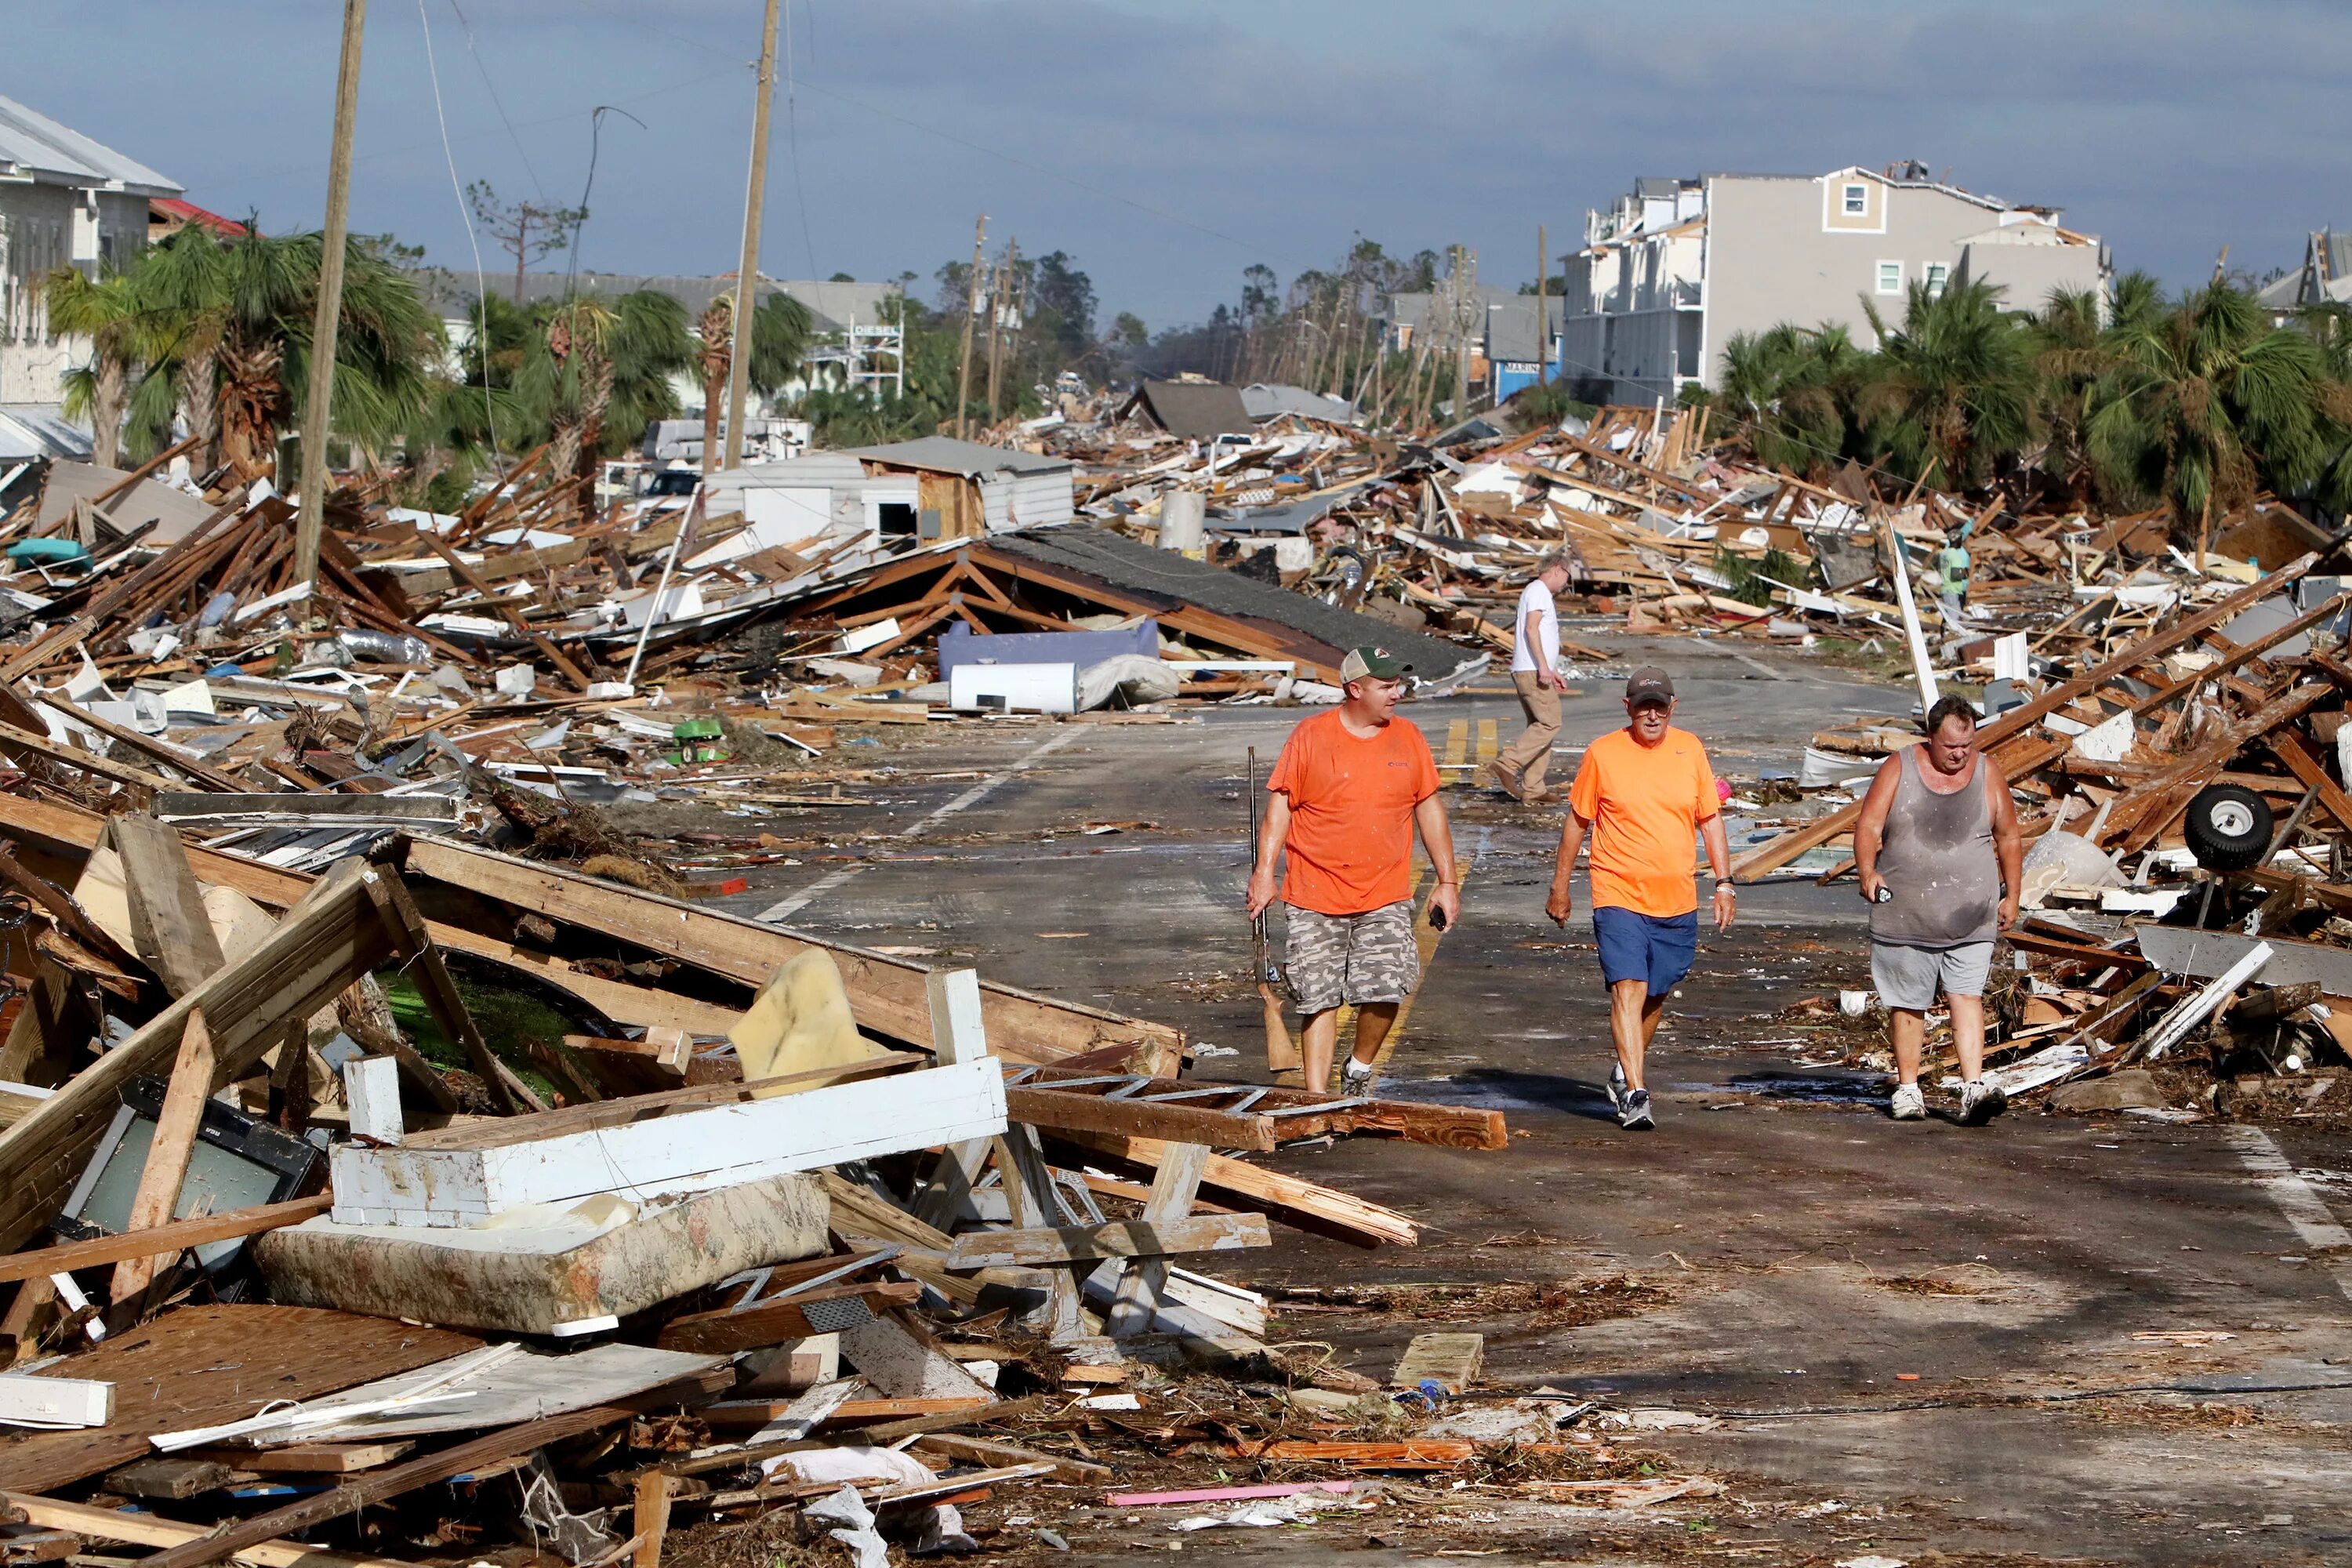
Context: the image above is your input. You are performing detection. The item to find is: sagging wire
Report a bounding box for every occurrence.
[416,0,503,472]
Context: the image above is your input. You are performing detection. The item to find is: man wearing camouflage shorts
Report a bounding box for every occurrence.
[1247,646,1458,1092]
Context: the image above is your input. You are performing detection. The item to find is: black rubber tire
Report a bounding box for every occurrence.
[2183,783,2274,872]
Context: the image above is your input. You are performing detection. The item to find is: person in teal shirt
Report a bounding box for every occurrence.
[1935,533,1971,623]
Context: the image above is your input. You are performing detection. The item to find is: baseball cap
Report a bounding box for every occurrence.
[1624,666,1675,707]
[1339,646,1414,682]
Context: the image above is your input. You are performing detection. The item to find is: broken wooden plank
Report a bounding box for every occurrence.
[180,1441,413,1475]
[139,1404,640,1568]
[1047,1130,1418,1248]
[0,1198,330,1286]
[942,1214,1270,1270]
[0,861,396,1254]
[2,1490,426,1568]
[1389,1331,1483,1394]
[1105,1141,1208,1339]
[108,815,227,998]
[1003,1086,1277,1152]
[109,1007,217,1301]
[654,1281,922,1354]
[909,1432,1109,1483]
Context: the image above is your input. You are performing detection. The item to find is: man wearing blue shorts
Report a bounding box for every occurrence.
[1544,668,1733,1129]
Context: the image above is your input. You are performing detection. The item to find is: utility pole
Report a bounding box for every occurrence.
[721,0,782,471]
[1535,223,1548,389]
[954,215,986,440]
[986,238,1016,422]
[293,0,367,613]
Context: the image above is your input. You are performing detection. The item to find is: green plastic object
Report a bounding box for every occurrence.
[672,718,724,741]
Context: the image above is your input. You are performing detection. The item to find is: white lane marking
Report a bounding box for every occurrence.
[756,728,1083,923]
[2227,1125,2352,1303]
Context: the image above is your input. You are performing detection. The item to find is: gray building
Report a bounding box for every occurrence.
[1560,165,2111,405]
[2256,230,2352,319]
[0,94,182,408]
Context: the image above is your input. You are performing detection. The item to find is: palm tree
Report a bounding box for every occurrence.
[2088,279,2352,556]
[44,267,149,468]
[1717,321,1867,477]
[130,225,442,480]
[1857,277,2034,492]
[2025,287,2114,509]
[695,295,733,471]
[748,291,812,400]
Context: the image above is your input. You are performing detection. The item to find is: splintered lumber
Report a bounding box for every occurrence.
[1390,1331,1484,1394]
[110,814,227,998]
[0,861,395,1254]
[943,1214,1270,1269]
[139,1405,638,1568]
[0,1197,331,1285]
[1,1493,424,1568]
[912,1432,1109,1483]
[180,1441,413,1475]
[655,1280,922,1353]
[109,1007,217,1301]
[396,837,1181,1071]
[1048,1130,1417,1248]
[1254,1439,1475,1471]
[1003,1085,1278,1151]
[1011,1065,1507,1149]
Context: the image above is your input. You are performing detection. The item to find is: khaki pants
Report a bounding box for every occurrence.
[1495,670,1562,797]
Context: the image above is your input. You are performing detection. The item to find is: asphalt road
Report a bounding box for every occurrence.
[712,632,2352,1566]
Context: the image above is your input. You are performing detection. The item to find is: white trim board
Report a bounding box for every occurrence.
[330,1058,1007,1227]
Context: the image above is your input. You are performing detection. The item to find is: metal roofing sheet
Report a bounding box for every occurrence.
[0,95,178,193]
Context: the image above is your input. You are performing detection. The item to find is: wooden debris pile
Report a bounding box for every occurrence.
[0,788,1584,1567]
[1739,550,2352,1118]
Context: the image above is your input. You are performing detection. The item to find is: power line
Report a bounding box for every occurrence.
[782,0,820,280]
[416,0,501,466]
[444,0,550,201]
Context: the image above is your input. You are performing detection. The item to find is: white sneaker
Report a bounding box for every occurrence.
[1341,1057,1376,1094]
[1889,1083,1926,1120]
[1959,1079,2008,1126]
[1607,1062,1628,1110]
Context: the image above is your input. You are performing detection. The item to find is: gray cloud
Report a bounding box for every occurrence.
[7,0,2343,331]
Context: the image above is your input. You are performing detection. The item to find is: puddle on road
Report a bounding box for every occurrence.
[1724,1069,1889,1105]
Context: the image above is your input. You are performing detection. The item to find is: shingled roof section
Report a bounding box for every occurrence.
[987,527,1485,691]
[1120,381,1254,441]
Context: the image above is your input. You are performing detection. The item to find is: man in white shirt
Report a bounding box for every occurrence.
[1491,553,1573,802]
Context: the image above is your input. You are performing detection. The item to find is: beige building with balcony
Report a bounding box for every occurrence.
[1559,165,2110,405]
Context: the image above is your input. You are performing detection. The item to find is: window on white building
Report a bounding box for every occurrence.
[1877,261,1904,295]
[1842,183,1869,216]
[1925,262,1949,297]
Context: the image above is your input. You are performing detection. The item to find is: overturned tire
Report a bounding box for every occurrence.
[2183,783,2273,872]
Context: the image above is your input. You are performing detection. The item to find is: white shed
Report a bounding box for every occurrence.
[843,437,1075,538]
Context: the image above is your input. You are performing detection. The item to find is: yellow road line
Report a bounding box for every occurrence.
[1437,717,1470,776]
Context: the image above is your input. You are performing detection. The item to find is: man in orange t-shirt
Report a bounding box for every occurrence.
[1545,667,1733,1130]
[1247,647,1457,1093]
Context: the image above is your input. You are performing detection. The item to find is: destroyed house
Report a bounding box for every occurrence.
[1119,379,1254,441]
[0,94,182,409]
[1561,165,2110,405]
[2258,228,2352,321]
[844,436,1075,537]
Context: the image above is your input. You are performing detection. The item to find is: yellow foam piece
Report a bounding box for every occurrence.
[729,949,882,1098]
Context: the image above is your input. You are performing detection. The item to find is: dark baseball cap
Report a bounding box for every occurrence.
[1624,666,1675,707]
[1340,646,1413,682]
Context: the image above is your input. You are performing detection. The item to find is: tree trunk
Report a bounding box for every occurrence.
[176,343,220,473]
[698,299,733,474]
[217,332,286,479]
[577,350,612,517]
[90,354,125,470]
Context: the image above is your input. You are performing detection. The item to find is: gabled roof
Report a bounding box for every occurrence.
[1483,297,1565,362]
[1240,383,1357,424]
[841,437,1069,477]
[1118,380,1253,440]
[1816,165,2012,214]
[0,95,179,195]
[151,198,248,237]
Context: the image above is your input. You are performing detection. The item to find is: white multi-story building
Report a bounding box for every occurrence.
[1559,164,2110,405]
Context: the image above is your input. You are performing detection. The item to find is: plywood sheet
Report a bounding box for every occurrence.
[0,1305,478,1493]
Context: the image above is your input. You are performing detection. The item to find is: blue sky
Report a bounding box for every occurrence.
[13,1,2347,331]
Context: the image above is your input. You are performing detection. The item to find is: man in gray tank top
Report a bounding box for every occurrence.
[1853,694,2024,1125]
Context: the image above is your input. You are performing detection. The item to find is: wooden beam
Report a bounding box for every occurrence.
[138,1404,637,1568]
[1104,1141,1207,1337]
[0,861,394,1253]
[946,1212,1265,1270]
[2268,730,2352,839]
[1,1492,425,1568]
[109,1007,217,1301]
[0,1198,325,1284]
[1048,1129,1417,1249]
[111,815,227,998]
[36,695,248,793]
[1003,1086,1276,1152]
[654,1281,922,1354]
